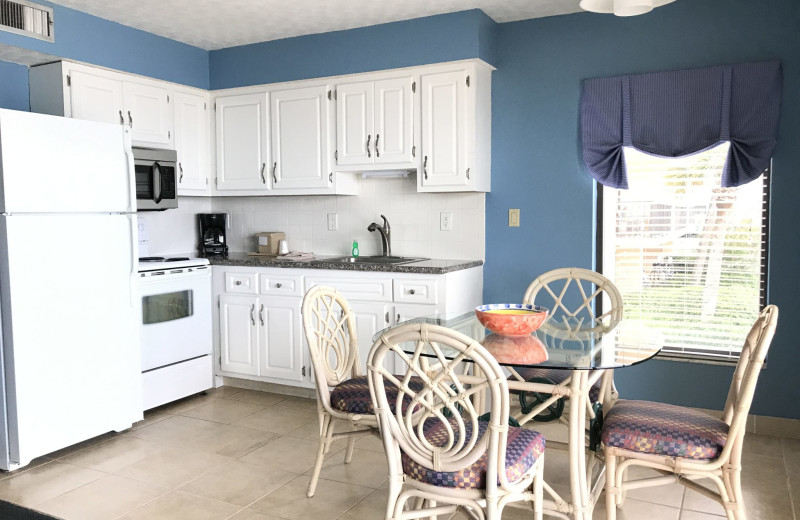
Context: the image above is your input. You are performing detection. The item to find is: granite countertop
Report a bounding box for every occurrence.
[207,253,483,274]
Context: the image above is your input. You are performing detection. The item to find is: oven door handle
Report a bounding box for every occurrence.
[259,304,264,326]
[250,304,256,326]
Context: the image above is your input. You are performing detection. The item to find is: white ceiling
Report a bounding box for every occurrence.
[46,0,583,51]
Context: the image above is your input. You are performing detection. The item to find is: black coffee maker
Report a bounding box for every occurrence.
[198,213,229,257]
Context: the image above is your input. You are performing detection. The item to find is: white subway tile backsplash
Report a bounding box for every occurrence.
[211,176,485,260]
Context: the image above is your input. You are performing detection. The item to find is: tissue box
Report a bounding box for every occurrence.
[255,232,285,255]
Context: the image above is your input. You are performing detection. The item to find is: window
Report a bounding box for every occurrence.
[599,144,769,363]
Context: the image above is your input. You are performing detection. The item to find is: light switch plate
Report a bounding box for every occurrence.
[440,212,453,231]
[509,209,520,227]
[327,213,338,231]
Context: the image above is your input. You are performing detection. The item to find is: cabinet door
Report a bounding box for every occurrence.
[420,70,468,188]
[219,295,260,376]
[123,81,174,148]
[174,91,210,193]
[374,77,414,165]
[216,93,270,191]
[336,81,374,166]
[68,69,124,126]
[349,301,390,375]
[270,85,330,190]
[259,297,304,381]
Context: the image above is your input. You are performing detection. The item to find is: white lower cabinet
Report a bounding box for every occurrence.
[213,265,483,389]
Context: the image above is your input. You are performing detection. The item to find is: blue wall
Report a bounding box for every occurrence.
[0,1,208,88]
[486,0,800,419]
[0,61,29,110]
[209,10,496,89]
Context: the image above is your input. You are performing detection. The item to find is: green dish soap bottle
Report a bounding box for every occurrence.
[352,240,359,258]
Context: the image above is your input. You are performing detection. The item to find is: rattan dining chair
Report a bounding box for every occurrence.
[601,304,779,520]
[302,285,426,498]
[367,322,546,520]
[511,267,624,425]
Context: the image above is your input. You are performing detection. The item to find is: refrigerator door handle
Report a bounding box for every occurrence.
[123,130,136,213]
[128,215,139,309]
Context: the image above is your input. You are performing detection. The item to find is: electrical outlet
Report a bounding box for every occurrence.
[326,213,338,231]
[509,209,520,227]
[440,212,453,231]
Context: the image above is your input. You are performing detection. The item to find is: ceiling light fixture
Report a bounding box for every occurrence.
[579,0,676,16]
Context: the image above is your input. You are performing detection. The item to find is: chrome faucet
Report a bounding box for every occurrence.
[367,215,391,256]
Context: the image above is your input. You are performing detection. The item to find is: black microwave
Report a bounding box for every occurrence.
[133,147,178,211]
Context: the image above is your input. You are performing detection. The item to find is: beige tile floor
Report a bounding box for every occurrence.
[0,387,796,520]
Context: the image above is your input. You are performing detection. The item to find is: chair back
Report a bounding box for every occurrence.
[367,323,517,492]
[302,285,360,408]
[524,267,623,333]
[722,305,779,439]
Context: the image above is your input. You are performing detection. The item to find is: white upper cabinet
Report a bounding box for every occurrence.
[67,69,125,126]
[214,92,270,192]
[270,85,331,190]
[335,76,415,170]
[419,62,492,192]
[174,90,211,194]
[29,61,175,149]
[123,81,173,148]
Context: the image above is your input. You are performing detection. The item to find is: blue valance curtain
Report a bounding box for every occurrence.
[580,61,782,189]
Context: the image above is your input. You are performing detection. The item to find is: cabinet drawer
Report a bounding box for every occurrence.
[224,272,258,294]
[259,274,303,296]
[305,276,392,302]
[393,279,438,304]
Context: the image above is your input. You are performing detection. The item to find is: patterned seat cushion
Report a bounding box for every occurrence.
[510,368,601,402]
[330,375,424,415]
[402,418,546,489]
[601,400,729,460]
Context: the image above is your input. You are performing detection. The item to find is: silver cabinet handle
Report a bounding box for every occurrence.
[366,135,372,158]
[127,111,133,128]
[385,312,390,324]
[409,289,416,295]
[250,304,256,326]
[179,162,184,182]
[259,304,264,326]
[118,110,124,125]
[423,156,428,180]
[260,163,266,184]
[466,167,470,180]
[375,134,380,158]
[396,313,401,323]
[234,280,242,286]
[271,162,277,184]
[276,282,283,288]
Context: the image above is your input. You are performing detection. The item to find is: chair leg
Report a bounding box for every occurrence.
[533,457,544,520]
[726,467,747,520]
[604,448,618,520]
[344,421,357,464]
[307,413,332,498]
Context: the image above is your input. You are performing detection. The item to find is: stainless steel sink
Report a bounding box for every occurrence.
[320,256,427,265]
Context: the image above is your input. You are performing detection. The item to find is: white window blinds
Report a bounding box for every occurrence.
[601,144,769,363]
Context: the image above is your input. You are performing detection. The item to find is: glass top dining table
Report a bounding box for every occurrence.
[373,312,664,520]
[373,311,663,372]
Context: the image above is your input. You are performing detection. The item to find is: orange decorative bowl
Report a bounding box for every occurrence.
[475,304,550,336]
[482,333,549,364]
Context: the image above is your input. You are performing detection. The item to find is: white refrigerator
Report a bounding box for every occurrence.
[0,109,142,471]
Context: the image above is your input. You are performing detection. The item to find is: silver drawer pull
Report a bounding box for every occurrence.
[275,282,283,288]
[234,280,242,286]
[409,289,416,295]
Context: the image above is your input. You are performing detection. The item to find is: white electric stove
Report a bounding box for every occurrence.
[137,255,213,410]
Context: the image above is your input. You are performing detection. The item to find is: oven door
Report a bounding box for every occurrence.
[138,268,212,371]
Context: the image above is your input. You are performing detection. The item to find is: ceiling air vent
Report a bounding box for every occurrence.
[0,0,53,42]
